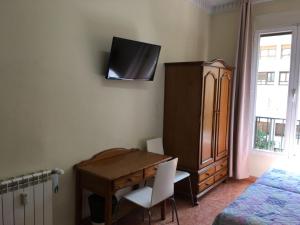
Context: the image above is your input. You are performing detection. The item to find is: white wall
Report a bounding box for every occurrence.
[0,1,210,224]
[249,151,283,177]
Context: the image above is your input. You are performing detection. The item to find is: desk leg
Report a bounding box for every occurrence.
[105,195,113,225]
[75,174,83,225]
[160,200,166,220]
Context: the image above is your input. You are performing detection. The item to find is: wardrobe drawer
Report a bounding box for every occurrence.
[215,168,227,182]
[216,159,228,172]
[199,166,216,182]
[144,165,158,178]
[199,176,214,192]
[114,171,143,190]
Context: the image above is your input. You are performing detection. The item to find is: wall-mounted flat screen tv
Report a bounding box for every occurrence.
[106,37,161,81]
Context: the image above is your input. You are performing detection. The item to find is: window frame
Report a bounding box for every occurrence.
[260,45,277,58]
[279,71,290,85]
[250,26,299,155]
[257,71,275,85]
[281,44,292,58]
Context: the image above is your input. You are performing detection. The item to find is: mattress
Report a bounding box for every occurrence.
[256,168,300,194]
[213,168,300,225]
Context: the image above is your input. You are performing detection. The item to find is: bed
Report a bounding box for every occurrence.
[256,168,300,194]
[213,168,300,225]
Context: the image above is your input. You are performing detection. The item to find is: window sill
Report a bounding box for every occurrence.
[251,149,287,156]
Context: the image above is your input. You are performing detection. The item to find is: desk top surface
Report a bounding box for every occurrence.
[76,149,171,180]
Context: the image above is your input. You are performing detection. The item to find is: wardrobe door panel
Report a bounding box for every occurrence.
[216,70,232,160]
[164,64,202,170]
[200,67,218,168]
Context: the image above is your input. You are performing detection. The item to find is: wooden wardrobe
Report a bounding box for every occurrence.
[163,59,233,204]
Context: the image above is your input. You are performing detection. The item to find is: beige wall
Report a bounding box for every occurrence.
[254,0,300,16]
[209,10,240,65]
[0,0,210,224]
[208,0,300,178]
[209,0,300,65]
[4,0,300,222]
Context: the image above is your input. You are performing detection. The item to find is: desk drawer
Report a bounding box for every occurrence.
[216,158,228,172]
[199,176,214,192]
[199,166,216,182]
[144,165,158,178]
[114,171,143,190]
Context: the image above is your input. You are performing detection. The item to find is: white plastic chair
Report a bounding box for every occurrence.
[116,158,180,225]
[147,138,194,205]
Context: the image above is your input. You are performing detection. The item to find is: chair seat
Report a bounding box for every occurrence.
[174,170,190,183]
[123,186,153,208]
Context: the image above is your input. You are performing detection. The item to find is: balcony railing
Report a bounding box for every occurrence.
[254,116,300,152]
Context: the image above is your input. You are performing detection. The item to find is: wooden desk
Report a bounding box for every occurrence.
[75,148,171,225]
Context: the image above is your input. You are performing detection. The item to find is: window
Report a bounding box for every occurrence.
[253,31,293,153]
[260,45,277,58]
[281,44,291,58]
[257,72,275,85]
[279,72,290,85]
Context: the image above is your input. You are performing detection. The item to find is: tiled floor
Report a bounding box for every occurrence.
[118,179,254,225]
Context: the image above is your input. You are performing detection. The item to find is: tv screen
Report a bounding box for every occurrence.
[106,37,161,81]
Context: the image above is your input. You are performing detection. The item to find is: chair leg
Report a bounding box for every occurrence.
[142,208,145,222]
[147,209,151,225]
[114,198,124,224]
[170,197,180,225]
[172,200,174,222]
[187,176,194,206]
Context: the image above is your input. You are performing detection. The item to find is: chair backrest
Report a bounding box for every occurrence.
[146,138,164,155]
[151,158,178,206]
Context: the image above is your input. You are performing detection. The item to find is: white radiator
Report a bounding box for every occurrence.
[0,169,63,225]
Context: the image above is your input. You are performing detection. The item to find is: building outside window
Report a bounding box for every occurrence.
[257,72,275,85]
[281,44,291,58]
[260,45,277,58]
[253,32,292,153]
[279,71,290,85]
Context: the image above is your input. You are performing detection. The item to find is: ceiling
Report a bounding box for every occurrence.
[193,0,273,12]
[191,0,240,12]
[207,0,238,7]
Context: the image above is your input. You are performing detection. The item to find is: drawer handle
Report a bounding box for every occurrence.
[205,173,210,176]
[205,183,210,186]
[127,178,133,182]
